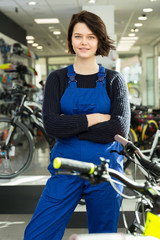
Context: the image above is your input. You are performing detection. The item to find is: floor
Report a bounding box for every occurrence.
[0,135,145,240]
[0,214,89,240]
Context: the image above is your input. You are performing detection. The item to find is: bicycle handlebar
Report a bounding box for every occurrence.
[54,157,146,191]
[54,135,160,179]
[9,84,36,96]
[53,157,160,202]
[114,134,160,178]
[53,135,160,205]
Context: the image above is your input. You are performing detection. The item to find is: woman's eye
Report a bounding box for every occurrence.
[89,36,95,39]
[75,36,81,38]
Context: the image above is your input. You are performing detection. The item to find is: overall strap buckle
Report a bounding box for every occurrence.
[96,66,106,84]
[67,64,77,84]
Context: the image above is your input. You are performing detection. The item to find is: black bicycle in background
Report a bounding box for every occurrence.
[0,85,55,179]
[53,135,160,239]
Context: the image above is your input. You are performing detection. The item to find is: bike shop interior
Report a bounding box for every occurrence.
[0,0,160,240]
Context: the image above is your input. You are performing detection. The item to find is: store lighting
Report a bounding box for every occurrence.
[32,43,38,47]
[118,43,134,46]
[134,23,143,27]
[28,1,37,5]
[34,18,59,24]
[117,45,132,51]
[131,28,139,33]
[121,36,139,40]
[37,46,43,49]
[128,33,136,37]
[26,36,34,40]
[117,36,138,52]
[27,40,34,44]
[119,40,136,43]
[143,8,153,12]
[53,30,61,35]
[138,15,147,20]
[88,0,96,4]
[119,41,136,45]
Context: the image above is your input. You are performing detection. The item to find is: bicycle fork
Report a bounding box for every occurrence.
[0,124,15,174]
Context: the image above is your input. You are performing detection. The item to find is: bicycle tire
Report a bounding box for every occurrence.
[141,120,158,148]
[128,128,138,143]
[0,117,34,178]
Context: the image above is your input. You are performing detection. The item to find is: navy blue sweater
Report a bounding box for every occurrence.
[42,67,130,143]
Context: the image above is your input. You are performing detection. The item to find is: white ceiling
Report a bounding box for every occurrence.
[0,0,160,57]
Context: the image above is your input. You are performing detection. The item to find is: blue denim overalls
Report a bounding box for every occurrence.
[24,65,123,240]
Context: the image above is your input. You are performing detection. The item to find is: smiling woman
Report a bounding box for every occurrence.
[24,10,130,240]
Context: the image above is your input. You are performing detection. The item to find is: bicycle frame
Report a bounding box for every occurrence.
[141,127,160,160]
[2,94,28,149]
[24,100,42,111]
[22,104,54,149]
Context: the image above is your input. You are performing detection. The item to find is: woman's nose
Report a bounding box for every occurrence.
[81,37,87,44]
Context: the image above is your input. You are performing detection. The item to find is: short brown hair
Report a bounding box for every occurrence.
[67,10,115,56]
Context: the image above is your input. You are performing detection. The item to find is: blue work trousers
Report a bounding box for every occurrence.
[24,173,121,240]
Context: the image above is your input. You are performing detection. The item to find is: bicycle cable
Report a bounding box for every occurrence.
[106,175,142,200]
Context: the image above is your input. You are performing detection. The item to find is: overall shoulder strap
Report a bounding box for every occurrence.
[67,64,76,83]
[97,65,106,83]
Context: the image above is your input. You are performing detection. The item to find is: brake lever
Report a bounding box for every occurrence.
[110,148,135,162]
[110,149,125,155]
[55,170,78,175]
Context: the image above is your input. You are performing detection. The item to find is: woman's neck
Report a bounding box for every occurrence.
[73,57,99,75]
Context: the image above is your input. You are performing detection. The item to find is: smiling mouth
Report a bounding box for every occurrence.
[79,48,89,51]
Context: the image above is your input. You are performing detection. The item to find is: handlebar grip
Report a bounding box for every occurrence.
[114,134,130,146]
[53,157,95,174]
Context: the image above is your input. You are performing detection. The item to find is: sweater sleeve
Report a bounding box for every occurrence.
[78,72,131,143]
[42,70,88,139]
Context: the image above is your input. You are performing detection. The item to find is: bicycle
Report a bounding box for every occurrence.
[129,104,160,150]
[53,135,160,239]
[0,85,55,178]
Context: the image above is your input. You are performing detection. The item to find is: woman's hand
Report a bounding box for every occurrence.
[86,113,111,127]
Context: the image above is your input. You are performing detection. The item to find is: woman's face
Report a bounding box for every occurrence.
[71,22,98,59]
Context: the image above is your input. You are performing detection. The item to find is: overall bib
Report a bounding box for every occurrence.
[24,65,123,240]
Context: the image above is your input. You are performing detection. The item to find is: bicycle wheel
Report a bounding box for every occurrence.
[0,117,34,178]
[125,197,150,236]
[141,120,158,149]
